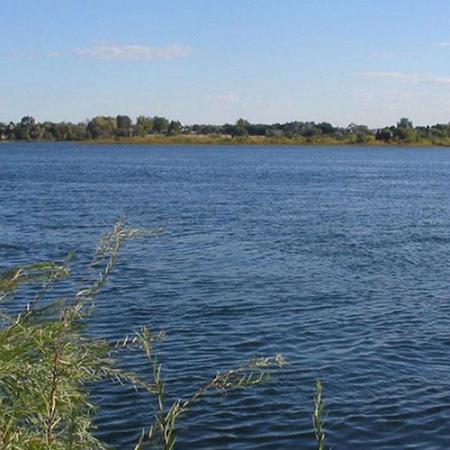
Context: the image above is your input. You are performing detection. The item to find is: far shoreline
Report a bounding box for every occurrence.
[82,134,450,147]
[3,134,450,147]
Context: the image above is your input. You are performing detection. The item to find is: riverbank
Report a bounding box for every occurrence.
[3,134,450,147]
[83,134,450,146]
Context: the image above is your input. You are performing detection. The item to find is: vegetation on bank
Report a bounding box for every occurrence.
[0,221,325,450]
[2,115,450,146]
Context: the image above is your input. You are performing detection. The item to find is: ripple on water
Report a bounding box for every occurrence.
[2,143,450,448]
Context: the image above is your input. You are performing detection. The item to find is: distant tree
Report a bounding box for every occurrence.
[397,117,413,129]
[152,116,170,134]
[429,123,450,139]
[356,133,372,144]
[394,118,417,142]
[14,128,30,140]
[233,118,249,137]
[300,122,320,137]
[87,116,117,139]
[376,128,393,141]
[20,116,36,128]
[5,114,450,145]
[396,128,417,142]
[347,123,369,134]
[13,116,38,141]
[247,123,267,136]
[281,122,302,137]
[134,116,154,136]
[266,128,285,138]
[317,122,335,135]
[167,120,182,136]
[192,124,222,135]
[5,122,15,140]
[115,115,132,137]
[222,123,235,135]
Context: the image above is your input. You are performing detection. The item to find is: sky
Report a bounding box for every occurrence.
[1,0,450,127]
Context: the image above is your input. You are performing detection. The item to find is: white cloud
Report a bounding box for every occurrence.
[52,44,192,60]
[424,75,450,85]
[362,71,415,81]
[354,89,412,100]
[434,41,450,48]
[361,71,450,85]
[204,93,241,104]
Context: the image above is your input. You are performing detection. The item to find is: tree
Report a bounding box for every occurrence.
[233,118,249,137]
[394,118,417,142]
[135,116,154,136]
[317,122,335,135]
[167,120,182,136]
[152,116,170,134]
[87,116,117,139]
[14,116,38,141]
[394,127,417,142]
[397,117,413,129]
[376,128,393,141]
[20,116,36,128]
[116,115,132,137]
[300,122,320,137]
[347,123,368,134]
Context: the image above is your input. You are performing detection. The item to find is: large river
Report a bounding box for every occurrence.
[2,142,450,449]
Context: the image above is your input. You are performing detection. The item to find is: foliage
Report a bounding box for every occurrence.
[0,220,149,449]
[0,221,290,450]
[313,380,326,450]
[3,114,450,146]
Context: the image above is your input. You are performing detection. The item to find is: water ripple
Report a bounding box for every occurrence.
[2,143,450,448]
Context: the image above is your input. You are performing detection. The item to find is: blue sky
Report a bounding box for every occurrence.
[1,0,450,127]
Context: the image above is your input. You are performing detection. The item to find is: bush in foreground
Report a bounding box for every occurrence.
[0,221,324,449]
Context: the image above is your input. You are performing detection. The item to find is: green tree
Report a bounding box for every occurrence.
[134,116,154,136]
[233,118,249,137]
[116,115,132,137]
[376,128,393,141]
[20,116,36,128]
[14,116,38,141]
[167,120,182,136]
[317,122,335,135]
[394,118,416,141]
[300,122,320,138]
[397,117,413,129]
[152,116,170,134]
[87,116,117,139]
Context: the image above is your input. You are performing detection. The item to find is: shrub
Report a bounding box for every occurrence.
[0,221,289,450]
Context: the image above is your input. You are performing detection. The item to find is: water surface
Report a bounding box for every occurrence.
[2,142,450,449]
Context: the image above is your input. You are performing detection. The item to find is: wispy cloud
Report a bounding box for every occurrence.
[204,93,241,104]
[361,71,450,85]
[434,41,450,48]
[354,89,412,100]
[51,44,192,61]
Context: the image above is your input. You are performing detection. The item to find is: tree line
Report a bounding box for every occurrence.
[2,115,450,144]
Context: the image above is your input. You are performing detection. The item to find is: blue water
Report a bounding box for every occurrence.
[2,142,450,449]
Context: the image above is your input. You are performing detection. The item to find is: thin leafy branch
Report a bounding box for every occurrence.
[0,220,154,449]
[130,325,287,450]
[313,379,326,450]
[0,220,292,450]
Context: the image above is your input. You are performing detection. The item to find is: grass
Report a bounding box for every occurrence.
[83,133,450,147]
